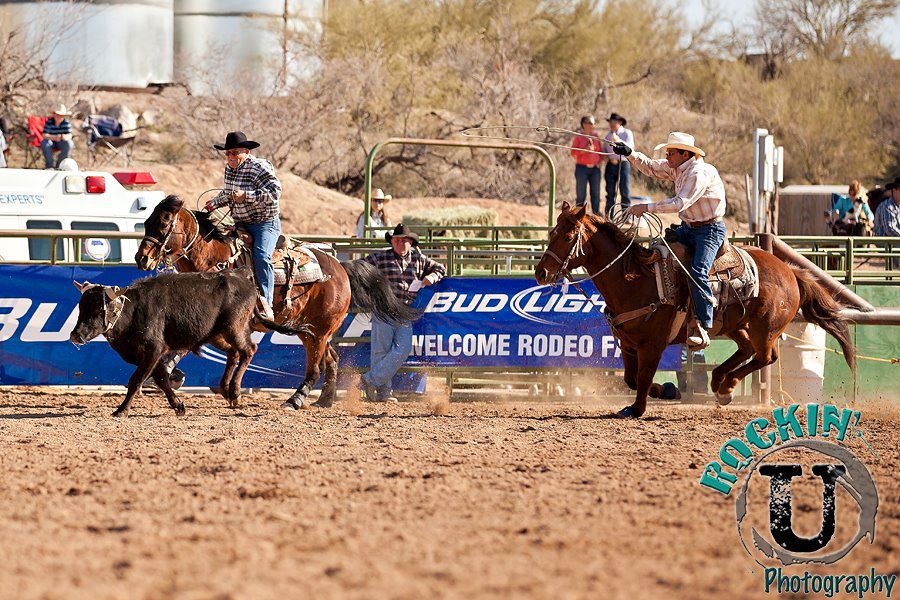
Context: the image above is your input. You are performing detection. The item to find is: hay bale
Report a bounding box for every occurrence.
[402,205,498,238]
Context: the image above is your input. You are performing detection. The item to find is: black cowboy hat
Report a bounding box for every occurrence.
[607,113,627,126]
[385,223,419,245]
[213,131,260,151]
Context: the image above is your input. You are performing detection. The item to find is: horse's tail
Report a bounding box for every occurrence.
[791,266,856,372]
[341,259,422,325]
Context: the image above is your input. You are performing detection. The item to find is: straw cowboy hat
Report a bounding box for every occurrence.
[213,131,260,151]
[51,104,72,116]
[371,188,392,202]
[385,223,419,245]
[653,132,706,157]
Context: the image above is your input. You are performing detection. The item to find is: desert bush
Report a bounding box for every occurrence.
[402,206,498,238]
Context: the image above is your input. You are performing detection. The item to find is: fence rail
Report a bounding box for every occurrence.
[2,229,899,282]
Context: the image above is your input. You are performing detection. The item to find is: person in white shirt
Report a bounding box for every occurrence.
[601,113,634,216]
[356,188,392,238]
[610,132,727,350]
[0,127,7,168]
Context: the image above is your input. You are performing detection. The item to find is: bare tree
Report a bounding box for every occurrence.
[754,0,899,60]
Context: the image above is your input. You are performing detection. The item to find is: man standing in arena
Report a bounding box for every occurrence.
[570,115,603,214]
[361,224,446,403]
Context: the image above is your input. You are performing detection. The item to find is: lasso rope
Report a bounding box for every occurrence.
[460,125,617,156]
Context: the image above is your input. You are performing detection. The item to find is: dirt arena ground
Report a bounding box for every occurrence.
[0,388,896,600]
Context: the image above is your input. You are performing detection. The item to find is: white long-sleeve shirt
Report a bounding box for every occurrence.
[628,151,726,223]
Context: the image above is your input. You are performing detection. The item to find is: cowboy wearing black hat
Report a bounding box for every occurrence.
[360,223,446,402]
[602,113,634,216]
[205,131,282,319]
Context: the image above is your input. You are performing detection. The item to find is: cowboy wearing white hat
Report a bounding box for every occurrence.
[356,188,392,238]
[41,104,75,169]
[610,131,727,350]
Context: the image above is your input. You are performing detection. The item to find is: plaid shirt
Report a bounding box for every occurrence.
[363,246,446,305]
[211,155,281,224]
[628,151,726,223]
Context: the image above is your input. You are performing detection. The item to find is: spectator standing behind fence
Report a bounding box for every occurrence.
[356,188,392,238]
[570,115,603,214]
[602,113,634,216]
[874,179,900,271]
[41,105,75,169]
[360,224,446,403]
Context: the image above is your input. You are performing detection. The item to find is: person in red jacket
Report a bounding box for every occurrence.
[570,115,604,214]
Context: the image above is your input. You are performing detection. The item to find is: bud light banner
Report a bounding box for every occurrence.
[0,265,679,388]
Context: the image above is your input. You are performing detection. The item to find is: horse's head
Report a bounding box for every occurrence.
[135,194,193,270]
[535,201,597,284]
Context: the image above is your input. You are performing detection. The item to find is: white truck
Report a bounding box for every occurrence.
[0,167,165,264]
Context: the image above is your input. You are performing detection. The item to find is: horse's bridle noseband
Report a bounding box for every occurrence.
[141,209,200,267]
[543,223,587,282]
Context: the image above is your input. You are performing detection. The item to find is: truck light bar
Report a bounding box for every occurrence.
[86,176,106,194]
[113,172,156,186]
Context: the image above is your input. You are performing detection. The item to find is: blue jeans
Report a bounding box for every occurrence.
[41,139,74,168]
[242,218,280,305]
[574,164,601,214]
[674,220,727,329]
[604,160,631,215]
[363,315,413,397]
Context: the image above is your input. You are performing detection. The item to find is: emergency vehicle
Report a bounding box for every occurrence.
[0,166,165,264]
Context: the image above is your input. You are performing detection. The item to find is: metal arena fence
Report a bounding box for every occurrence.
[1,228,899,404]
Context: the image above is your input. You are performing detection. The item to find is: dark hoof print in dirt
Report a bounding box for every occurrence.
[616,406,639,419]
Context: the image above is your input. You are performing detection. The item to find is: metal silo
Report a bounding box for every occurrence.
[0,0,173,88]
[174,0,325,96]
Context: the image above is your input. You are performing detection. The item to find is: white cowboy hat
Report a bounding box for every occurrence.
[653,132,706,157]
[51,104,72,116]
[371,188,392,202]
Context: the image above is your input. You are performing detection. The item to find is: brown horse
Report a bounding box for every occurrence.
[135,195,419,409]
[535,202,855,418]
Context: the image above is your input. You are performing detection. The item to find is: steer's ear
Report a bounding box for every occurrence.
[73,280,90,293]
[104,286,124,301]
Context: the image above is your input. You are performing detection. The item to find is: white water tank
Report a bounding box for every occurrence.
[777,322,827,402]
[0,0,173,88]
[174,0,324,96]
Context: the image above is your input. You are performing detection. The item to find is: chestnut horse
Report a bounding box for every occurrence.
[135,195,418,409]
[535,202,855,418]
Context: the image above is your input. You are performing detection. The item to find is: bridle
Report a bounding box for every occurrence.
[543,222,588,282]
[141,208,200,268]
[542,217,639,286]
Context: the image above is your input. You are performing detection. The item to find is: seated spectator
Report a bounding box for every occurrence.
[831,180,874,236]
[355,188,392,238]
[41,104,75,169]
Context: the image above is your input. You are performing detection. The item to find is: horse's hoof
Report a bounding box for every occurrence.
[311,399,333,409]
[715,392,734,406]
[280,399,302,411]
[112,409,128,418]
[616,406,637,418]
[174,405,186,416]
[648,383,663,399]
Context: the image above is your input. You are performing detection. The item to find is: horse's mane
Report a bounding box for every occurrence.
[158,194,229,244]
[192,210,230,243]
[582,212,657,271]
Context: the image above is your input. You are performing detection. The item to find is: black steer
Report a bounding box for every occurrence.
[70,270,297,416]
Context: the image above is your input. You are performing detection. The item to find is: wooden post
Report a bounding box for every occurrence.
[757,233,774,405]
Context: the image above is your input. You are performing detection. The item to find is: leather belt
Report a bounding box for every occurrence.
[608,158,620,165]
[686,217,723,228]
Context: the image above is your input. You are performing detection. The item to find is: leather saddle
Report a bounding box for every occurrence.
[233,228,312,268]
[666,238,745,279]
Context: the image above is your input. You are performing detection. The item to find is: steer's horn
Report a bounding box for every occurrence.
[73,280,90,293]
[104,285,124,301]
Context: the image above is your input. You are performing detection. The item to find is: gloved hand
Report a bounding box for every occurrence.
[664,225,679,243]
[611,141,632,157]
[204,200,217,212]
